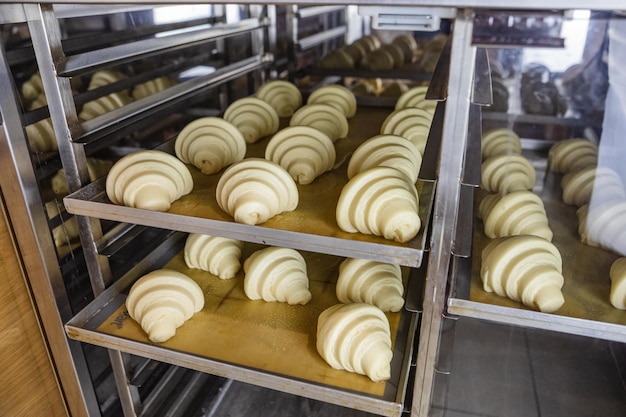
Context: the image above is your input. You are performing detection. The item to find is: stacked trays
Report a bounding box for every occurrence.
[63,105,434,417]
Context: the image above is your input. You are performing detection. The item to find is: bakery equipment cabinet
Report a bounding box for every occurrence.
[0,2,624,417]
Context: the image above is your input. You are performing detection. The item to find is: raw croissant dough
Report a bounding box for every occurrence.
[306,84,357,118]
[79,92,133,121]
[336,258,404,312]
[609,257,626,310]
[394,85,437,112]
[577,201,626,256]
[132,76,177,100]
[26,117,57,152]
[379,107,433,156]
[481,154,536,194]
[481,128,521,160]
[264,125,336,185]
[561,166,625,207]
[347,134,422,183]
[126,269,204,343]
[51,158,113,196]
[243,246,311,305]
[216,158,299,225]
[175,117,246,175]
[479,191,552,241]
[336,166,421,243]
[289,103,349,142]
[548,138,598,174]
[184,233,243,279]
[316,303,392,382]
[105,150,193,211]
[481,235,565,313]
[256,80,302,118]
[223,97,280,143]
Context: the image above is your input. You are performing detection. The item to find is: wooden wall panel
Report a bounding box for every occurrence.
[0,197,68,417]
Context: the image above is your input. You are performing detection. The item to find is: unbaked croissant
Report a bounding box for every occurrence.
[380,107,434,155]
[481,154,536,194]
[395,85,437,112]
[354,35,381,53]
[609,257,626,310]
[342,43,367,66]
[289,103,349,142]
[256,80,302,118]
[126,269,204,343]
[46,200,79,249]
[479,191,552,241]
[577,201,626,256]
[105,150,193,211]
[561,166,625,207]
[215,158,299,225]
[306,85,357,118]
[336,258,404,312]
[21,72,44,102]
[87,69,128,91]
[264,125,335,185]
[481,235,565,312]
[319,49,354,69]
[316,303,392,382]
[184,233,243,279]
[243,246,311,305]
[79,92,133,121]
[548,138,598,174]
[25,117,57,152]
[51,157,113,196]
[392,34,418,63]
[223,97,280,143]
[481,128,522,160]
[347,134,422,183]
[336,166,421,243]
[381,44,405,67]
[132,76,177,100]
[174,117,246,175]
[360,48,395,71]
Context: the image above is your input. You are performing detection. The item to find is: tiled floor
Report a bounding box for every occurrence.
[431,318,626,417]
[207,317,626,417]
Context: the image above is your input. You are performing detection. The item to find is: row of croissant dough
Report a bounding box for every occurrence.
[478,128,626,312]
[118,79,438,383]
[126,235,404,383]
[106,79,435,244]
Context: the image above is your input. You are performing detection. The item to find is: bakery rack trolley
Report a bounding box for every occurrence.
[1,2,625,417]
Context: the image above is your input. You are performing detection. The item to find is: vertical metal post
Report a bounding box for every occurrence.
[285,5,298,82]
[25,4,140,416]
[411,9,476,417]
[0,6,94,417]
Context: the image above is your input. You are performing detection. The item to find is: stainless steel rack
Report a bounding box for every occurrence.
[1,3,625,417]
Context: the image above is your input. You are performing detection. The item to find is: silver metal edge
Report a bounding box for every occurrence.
[76,54,270,144]
[447,298,626,343]
[411,9,477,417]
[296,25,347,51]
[59,17,266,76]
[8,1,626,12]
[297,5,347,19]
[64,235,417,417]
[63,180,428,268]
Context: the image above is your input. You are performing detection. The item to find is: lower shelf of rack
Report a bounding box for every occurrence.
[65,242,418,417]
[448,164,626,343]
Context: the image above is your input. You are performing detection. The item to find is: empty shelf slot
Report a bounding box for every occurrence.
[58,18,266,77]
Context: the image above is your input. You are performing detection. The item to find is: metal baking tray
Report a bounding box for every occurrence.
[65,238,418,417]
[64,107,435,268]
[447,153,626,343]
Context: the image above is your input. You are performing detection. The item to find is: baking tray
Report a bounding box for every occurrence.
[64,107,435,268]
[65,240,418,417]
[447,160,626,342]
